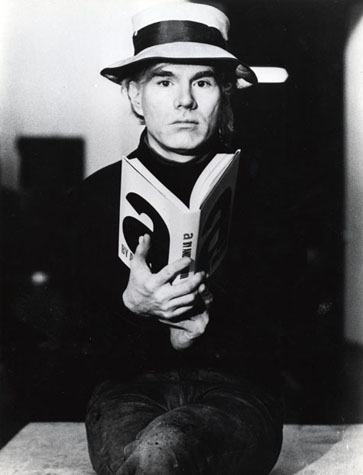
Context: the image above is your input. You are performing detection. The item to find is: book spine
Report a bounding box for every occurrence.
[170,211,200,283]
[118,172,133,269]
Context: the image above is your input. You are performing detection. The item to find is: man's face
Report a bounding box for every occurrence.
[129,63,222,161]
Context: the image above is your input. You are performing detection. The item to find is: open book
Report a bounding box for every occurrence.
[118,150,240,280]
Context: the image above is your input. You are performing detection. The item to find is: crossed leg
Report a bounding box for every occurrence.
[86,370,282,475]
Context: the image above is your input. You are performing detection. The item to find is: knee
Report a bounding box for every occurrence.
[118,436,181,475]
[118,422,193,475]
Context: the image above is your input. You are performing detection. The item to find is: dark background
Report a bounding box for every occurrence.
[1,0,363,447]
[228,0,347,423]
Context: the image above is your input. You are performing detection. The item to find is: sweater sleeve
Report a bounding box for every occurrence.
[53,162,168,378]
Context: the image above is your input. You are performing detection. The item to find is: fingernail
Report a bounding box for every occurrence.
[139,236,144,244]
[199,283,206,292]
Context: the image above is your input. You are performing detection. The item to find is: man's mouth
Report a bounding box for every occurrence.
[171,121,199,130]
[172,120,198,124]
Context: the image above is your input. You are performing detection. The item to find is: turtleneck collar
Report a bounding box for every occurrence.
[128,129,225,206]
[132,129,221,165]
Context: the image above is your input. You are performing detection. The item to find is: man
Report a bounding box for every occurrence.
[64,2,296,474]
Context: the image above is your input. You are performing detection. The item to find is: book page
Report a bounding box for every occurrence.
[119,156,200,275]
[124,156,189,211]
[189,150,240,210]
[193,153,240,275]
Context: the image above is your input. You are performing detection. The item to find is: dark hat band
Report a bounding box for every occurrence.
[133,20,227,55]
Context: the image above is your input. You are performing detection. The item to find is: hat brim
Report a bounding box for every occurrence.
[100,42,257,89]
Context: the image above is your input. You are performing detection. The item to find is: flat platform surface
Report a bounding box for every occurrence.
[0,423,362,474]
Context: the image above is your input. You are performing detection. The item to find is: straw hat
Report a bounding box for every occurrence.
[100,1,257,88]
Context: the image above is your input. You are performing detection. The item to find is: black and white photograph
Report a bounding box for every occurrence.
[0,0,363,473]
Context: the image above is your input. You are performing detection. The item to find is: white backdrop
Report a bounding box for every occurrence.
[0,0,176,188]
[344,3,363,345]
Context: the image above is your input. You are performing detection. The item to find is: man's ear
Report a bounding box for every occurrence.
[127,81,143,117]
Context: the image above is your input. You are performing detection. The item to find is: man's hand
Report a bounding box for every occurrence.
[168,283,213,350]
[122,234,206,319]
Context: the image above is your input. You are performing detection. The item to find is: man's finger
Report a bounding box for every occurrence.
[132,234,151,267]
[198,283,213,307]
[164,271,205,299]
[169,292,198,310]
[157,305,195,324]
[154,257,193,285]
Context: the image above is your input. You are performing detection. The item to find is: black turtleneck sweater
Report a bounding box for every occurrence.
[48,132,303,404]
[129,131,218,206]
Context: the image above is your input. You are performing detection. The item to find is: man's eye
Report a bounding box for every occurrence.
[195,80,211,88]
[158,80,172,87]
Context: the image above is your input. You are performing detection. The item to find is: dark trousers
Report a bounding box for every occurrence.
[86,369,283,475]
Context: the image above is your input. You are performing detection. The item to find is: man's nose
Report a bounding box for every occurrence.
[174,84,197,109]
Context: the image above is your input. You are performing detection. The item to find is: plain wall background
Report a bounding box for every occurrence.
[344,3,363,345]
[0,0,173,187]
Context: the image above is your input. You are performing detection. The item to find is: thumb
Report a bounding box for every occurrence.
[133,234,151,268]
[198,283,213,309]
